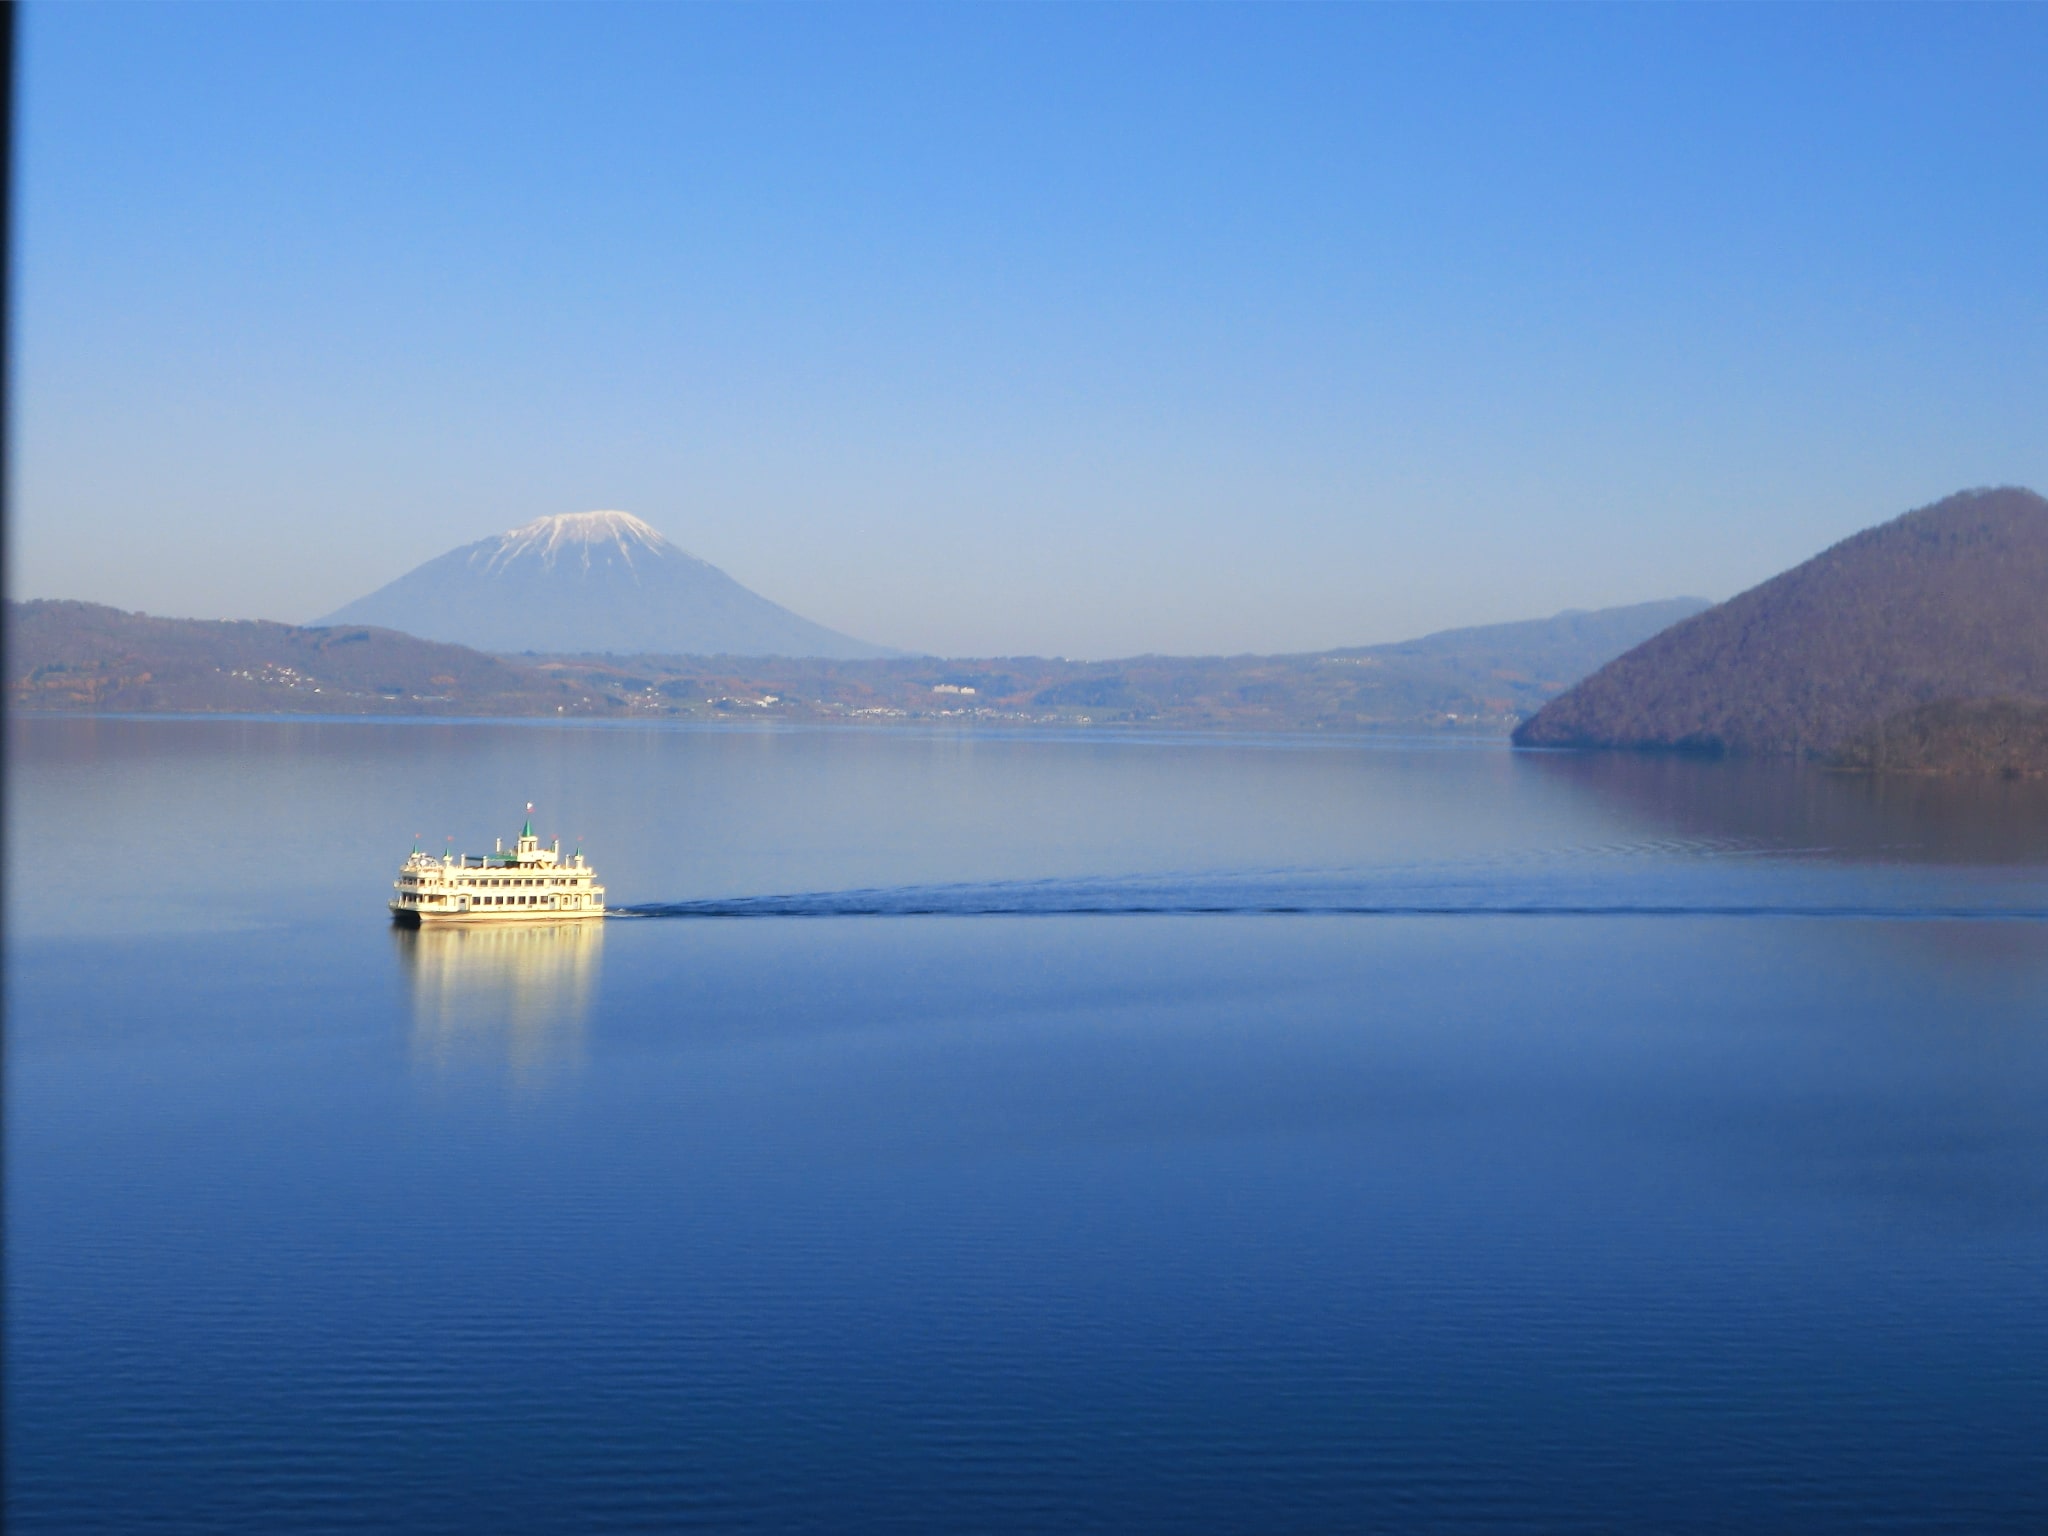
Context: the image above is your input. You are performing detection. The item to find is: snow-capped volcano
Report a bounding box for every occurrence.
[315,511,895,658]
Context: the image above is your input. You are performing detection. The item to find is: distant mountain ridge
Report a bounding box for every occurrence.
[1336,597,1710,685]
[316,510,896,659]
[10,596,1703,732]
[1514,487,2048,769]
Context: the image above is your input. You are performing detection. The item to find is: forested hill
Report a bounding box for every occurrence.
[1514,487,2048,772]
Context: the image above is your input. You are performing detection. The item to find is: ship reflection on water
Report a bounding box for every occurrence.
[394,920,604,1082]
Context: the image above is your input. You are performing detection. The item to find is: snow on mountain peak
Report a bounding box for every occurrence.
[504,510,669,548]
[486,511,675,574]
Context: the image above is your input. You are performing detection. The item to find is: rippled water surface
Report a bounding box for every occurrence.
[9,717,2048,1532]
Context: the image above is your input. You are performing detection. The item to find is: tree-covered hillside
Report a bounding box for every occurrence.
[1514,487,2048,771]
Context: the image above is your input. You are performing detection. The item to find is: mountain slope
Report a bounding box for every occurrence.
[316,511,895,658]
[1513,487,2048,760]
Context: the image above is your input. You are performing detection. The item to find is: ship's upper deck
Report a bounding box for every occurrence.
[401,810,596,879]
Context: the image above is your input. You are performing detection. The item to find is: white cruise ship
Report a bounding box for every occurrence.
[390,806,605,924]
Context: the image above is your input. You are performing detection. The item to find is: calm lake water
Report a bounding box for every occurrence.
[8,716,2048,1533]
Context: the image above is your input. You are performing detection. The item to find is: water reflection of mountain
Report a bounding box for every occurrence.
[1521,751,2048,865]
[395,920,603,1080]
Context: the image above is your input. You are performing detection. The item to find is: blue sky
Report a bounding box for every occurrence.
[12,3,2046,657]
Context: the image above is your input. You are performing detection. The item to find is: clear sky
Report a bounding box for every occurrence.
[11,3,2046,658]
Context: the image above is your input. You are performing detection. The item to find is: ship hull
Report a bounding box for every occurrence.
[390,902,605,927]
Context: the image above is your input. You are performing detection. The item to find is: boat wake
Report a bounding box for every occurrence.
[611,863,2048,923]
